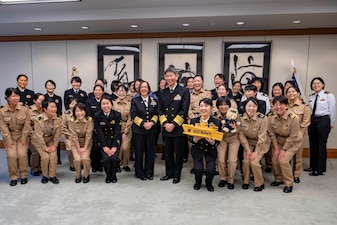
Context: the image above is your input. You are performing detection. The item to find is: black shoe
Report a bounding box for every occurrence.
[105,177,112,183]
[123,166,130,172]
[206,185,214,192]
[111,178,117,183]
[31,171,40,176]
[172,178,180,184]
[92,168,97,173]
[304,167,313,172]
[75,177,82,183]
[190,168,195,174]
[254,184,265,192]
[146,175,153,180]
[193,184,201,190]
[160,175,172,181]
[283,186,293,193]
[83,176,90,183]
[214,171,219,176]
[227,183,234,190]
[139,176,147,181]
[21,178,28,185]
[57,160,62,165]
[117,166,121,173]
[264,168,272,173]
[242,183,249,190]
[41,176,48,184]
[70,166,75,171]
[98,168,103,172]
[271,181,284,186]
[294,177,300,183]
[10,180,17,186]
[309,171,319,176]
[50,177,59,184]
[218,180,227,187]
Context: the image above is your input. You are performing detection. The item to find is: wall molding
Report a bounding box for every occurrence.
[1,28,337,42]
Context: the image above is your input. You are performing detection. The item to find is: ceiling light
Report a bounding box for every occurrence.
[182,23,190,27]
[236,22,245,25]
[0,0,80,4]
[34,27,42,31]
[81,26,89,30]
[130,24,138,28]
[293,20,301,24]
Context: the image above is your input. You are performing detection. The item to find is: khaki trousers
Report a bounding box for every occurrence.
[292,136,305,178]
[29,144,40,173]
[35,136,58,178]
[242,148,264,187]
[71,140,92,179]
[217,134,240,184]
[6,137,28,180]
[119,133,132,167]
[63,135,74,168]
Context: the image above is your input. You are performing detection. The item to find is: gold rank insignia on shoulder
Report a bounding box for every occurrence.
[263,93,268,97]
[87,116,92,121]
[65,110,71,114]
[36,115,43,121]
[310,93,315,96]
[110,120,115,124]
[289,113,296,119]
[324,91,330,94]
[267,111,274,116]
[70,116,75,122]
[258,113,265,118]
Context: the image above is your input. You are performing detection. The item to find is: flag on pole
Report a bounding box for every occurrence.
[291,60,307,103]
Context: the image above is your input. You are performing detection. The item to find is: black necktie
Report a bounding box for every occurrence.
[144,99,148,107]
[312,94,318,118]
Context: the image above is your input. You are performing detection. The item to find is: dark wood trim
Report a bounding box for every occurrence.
[0,28,337,42]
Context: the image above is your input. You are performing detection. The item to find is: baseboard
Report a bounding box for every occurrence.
[1,141,336,158]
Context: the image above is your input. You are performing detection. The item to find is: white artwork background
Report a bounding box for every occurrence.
[164,53,197,76]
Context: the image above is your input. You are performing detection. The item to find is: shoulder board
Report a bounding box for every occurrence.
[28,106,33,109]
[258,113,265,118]
[70,116,75,122]
[310,93,315,96]
[289,113,296,119]
[36,115,43,121]
[267,111,274,116]
[0,105,3,109]
[301,102,309,106]
[324,91,330,94]
[65,110,71,114]
[87,116,93,121]
[263,93,268,97]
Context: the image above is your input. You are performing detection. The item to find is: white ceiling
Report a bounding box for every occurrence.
[0,0,336,36]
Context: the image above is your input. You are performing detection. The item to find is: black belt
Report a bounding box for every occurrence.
[312,115,329,119]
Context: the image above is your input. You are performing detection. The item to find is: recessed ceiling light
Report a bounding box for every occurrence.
[34,27,42,31]
[130,24,138,28]
[293,20,301,24]
[182,23,190,27]
[81,26,89,30]
[236,22,245,25]
[0,0,80,4]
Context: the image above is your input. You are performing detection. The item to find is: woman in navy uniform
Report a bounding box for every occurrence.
[86,84,105,172]
[16,74,35,107]
[94,95,122,183]
[189,98,221,192]
[306,77,336,176]
[131,81,159,180]
[64,76,87,110]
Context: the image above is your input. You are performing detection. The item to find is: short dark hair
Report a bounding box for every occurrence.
[244,85,257,92]
[5,87,20,100]
[250,77,264,91]
[17,74,28,81]
[216,96,231,108]
[100,95,113,110]
[214,73,225,81]
[272,82,284,97]
[286,85,301,95]
[284,80,295,87]
[164,67,178,75]
[45,79,56,88]
[194,74,204,81]
[116,84,128,93]
[199,97,213,107]
[310,77,325,90]
[111,80,122,92]
[72,102,88,119]
[138,81,151,94]
[244,97,259,111]
[71,76,82,84]
[93,84,104,92]
[42,99,57,109]
[33,93,44,101]
[272,95,288,105]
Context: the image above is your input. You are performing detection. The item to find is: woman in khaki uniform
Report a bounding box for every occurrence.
[268,95,302,193]
[31,99,62,184]
[68,103,94,183]
[114,84,132,172]
[286,86,311,183]
[28,93,45,176]
[0,88,31,186]
[239,97,270,191]
[62,98,79,171]
[216,96,240,189]
[212,84,237,117]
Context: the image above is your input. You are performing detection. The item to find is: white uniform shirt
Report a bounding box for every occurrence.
[241,91,270,114]
[308,90,336,125]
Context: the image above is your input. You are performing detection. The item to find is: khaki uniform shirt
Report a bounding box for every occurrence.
[68,116,94,149]
[268,111,302,152]
[188,88,211,119]
[29,105,43,129]
[0,103,31,144]
[113,98,132,134]
[32,113,62,150]
[287,99,311,134]
[212,99,237,117]
[239,112,270,154]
